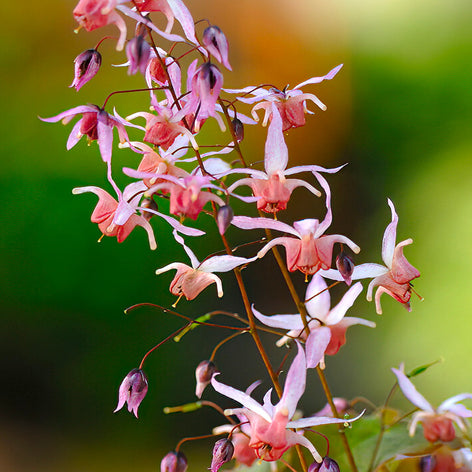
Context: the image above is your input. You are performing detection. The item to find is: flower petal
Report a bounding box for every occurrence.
[391,366,434,412]
[305,327,331,369]
[382,198,399,268]
[325,282,363,325]
[264,104,288,175]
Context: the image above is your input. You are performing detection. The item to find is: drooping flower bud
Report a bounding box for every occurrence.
[216,205,234,235]
[420,455,436,472]
[191,63,223,118]
[141,197,158,221]
[336,251,354,286]
[161,451,188,472]
[70,48,102,91]
[210,439,234,472]
[231,118,244,142]
[114,368,148,418]
[202,25,232,71]
[126,35,151,75]
[195,360,217,398]
[308,457,340,472]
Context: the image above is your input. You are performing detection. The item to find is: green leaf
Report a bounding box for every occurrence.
[407,359,443,378]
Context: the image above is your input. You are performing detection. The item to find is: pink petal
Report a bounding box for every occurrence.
[287,409,365,429]
[382,198,399,268]
[391,366,434,412]
[167,0,197,43]
[231,216,298,235]
[66,119,84,150]
[97,110,113,163]
[39,105,96,123]
[293,64,343,90]
[325,282,363,325]
[305,327,331,369]
[391,239,420,284]
[305,273,331,319]
[199,255,257,273]
[264,105,288,175]
[252,306,303,330]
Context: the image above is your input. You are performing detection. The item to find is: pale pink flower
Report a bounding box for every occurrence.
[225,64,342,131]
[70,48,101,91]
[252,274,375,368]
[321,199,420,314]
[392,364,472,443]
[226,105,342,214]
[156,232,257,300]
[202,25,231,70]
[211,343,363,462]
[114,368,148,418]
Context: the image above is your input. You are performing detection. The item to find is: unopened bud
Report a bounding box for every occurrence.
[70,48,102,91]
[231,118,244,142]
[114,368,148,418]
[216,205,234,235]
[309,457,340,472]
[195,360,217,398]
[202,25,232,71]
[161,451,188,472]
[149,57,168,84]
[336,251,354,286]
[210,439,234,472]
[126,35,151,75]
[420,455,436,472]
[141,197,158,221]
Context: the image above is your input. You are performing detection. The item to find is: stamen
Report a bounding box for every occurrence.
[97,234,105,243]
[172,294,184,308]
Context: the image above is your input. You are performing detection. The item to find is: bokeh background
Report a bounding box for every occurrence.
[1,0,471,470]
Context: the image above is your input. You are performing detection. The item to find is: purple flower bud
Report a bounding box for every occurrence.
[210,439,234,472]
[191,63,223,119]
[114,368,148,418]
[126,35,151,76]
[70,49,102,91]
[141,197,158,221]
[202,25,232,71]
[336,251,354,286]
[195,360,217,398]
[231,118,244,142]
[420,455,436,472]
[309,457,340,472]
[161,451,188,472]
[216,205,234,235]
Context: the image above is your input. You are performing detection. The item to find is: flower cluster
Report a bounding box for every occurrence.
[43,1,472,472]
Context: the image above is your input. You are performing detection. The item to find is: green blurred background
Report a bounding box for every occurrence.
[1,0,471,470]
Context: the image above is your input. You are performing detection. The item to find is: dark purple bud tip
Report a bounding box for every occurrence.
[308,457,340,472]
[161,451,188,472]
[231,118,244,142]
[420,455,436,472]
[336,251,354,286]
[141,197,158,221]
[70,48,102,91]
[210,439,234,472]
[216,205,234,235]
[114,368,148,418]
[195,360,217,398]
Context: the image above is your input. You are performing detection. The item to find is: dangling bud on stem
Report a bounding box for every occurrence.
[231,118,244,142]
[70,48,102,91]
[195,360,217,398]
[210,438,234,472]
[114,368,148,418]
[202,25,232,71]
[216,205,234,235]
[161,451,188,472]
[336,251,355,286]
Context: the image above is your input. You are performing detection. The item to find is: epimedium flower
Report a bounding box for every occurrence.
[232,173,360,277]
[114,368,148,418]
[211,342,363,463]
[225,64,343,131]
[126,34,151,76]
[225,105,342,214]
[202,25,231,71]
[320,199,420,314]
[70,48,102,91]
[392,364,472,443]
[252,274,375,368]
[156,232,257,301]
[40,105,133,163]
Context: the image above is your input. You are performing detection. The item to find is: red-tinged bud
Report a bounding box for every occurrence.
[195,360,217,398]
[70,48,102,91]
[336,251,354,286]
[216,205,234,235]
[202,25,232,71]
[231,118,244,142]
[423,416,456,443]
[149,57,168,84]
[210,439,234,472]
[420,455,436,472]
[141,197,158,221]
[126,35,151,75]
[114,368,148,418]
[308,457,340,472]
[161,451,188,472]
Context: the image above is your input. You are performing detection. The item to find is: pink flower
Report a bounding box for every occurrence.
[202,25,231,70]
[392,364,472,443]
[73,0,127,50]
[225,64,342,131]
[211,343,363,462]
[40,105,130,163]
[232,174,359,276]
[252,274,375,368]
[321,199,420,314]
[227,105,342,214]
[114,368,148,418]
[156,232,257,300]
